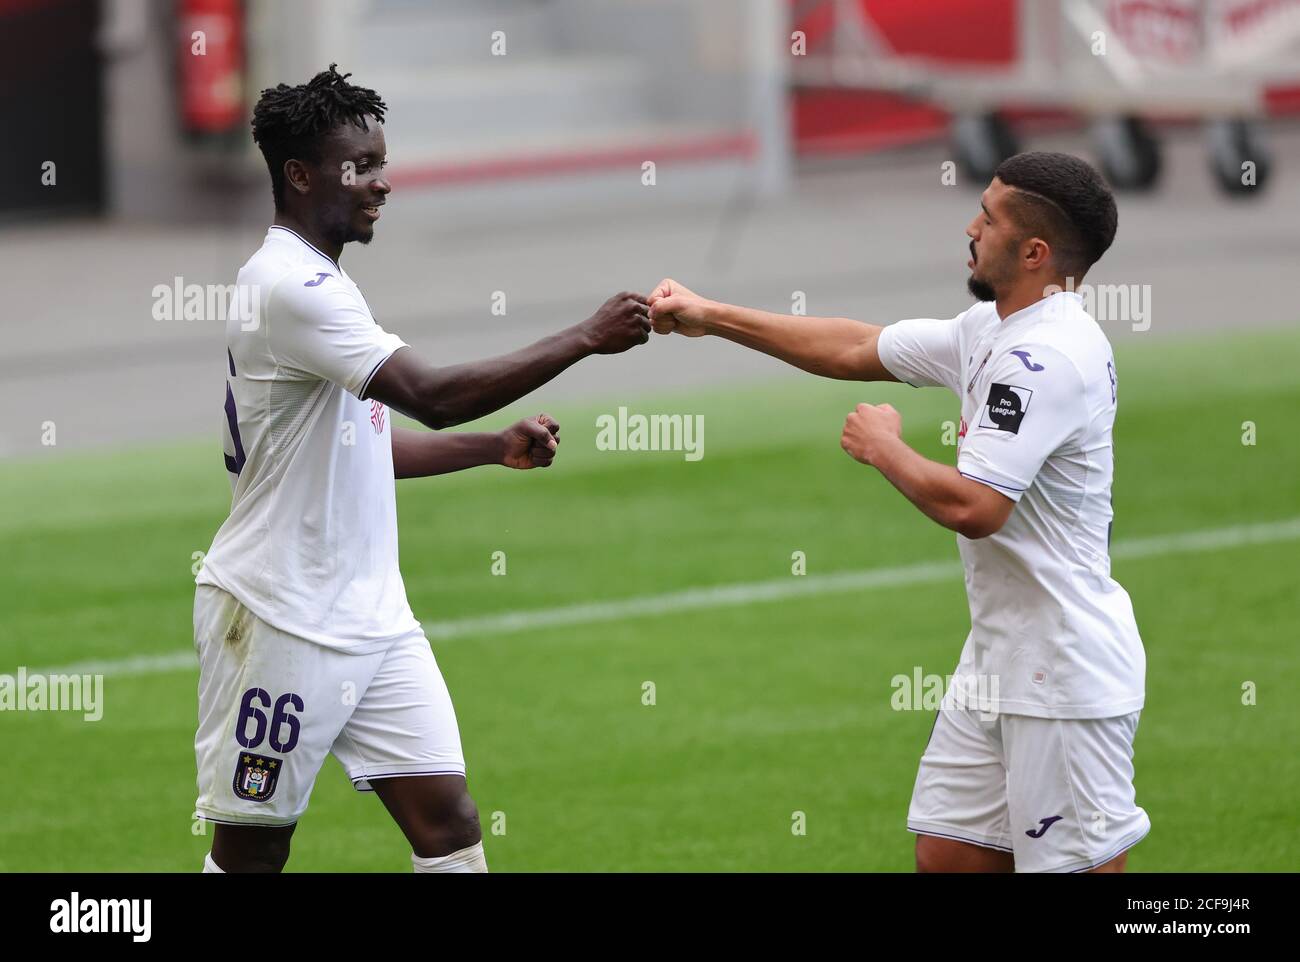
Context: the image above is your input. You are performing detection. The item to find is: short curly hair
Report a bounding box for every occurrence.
[993,152,1118,281]
[250,64,386,211]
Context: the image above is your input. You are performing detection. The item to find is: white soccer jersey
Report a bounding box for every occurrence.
[196,225,418,653]
[877,290,1145,719]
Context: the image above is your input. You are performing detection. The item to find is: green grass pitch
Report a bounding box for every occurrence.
[1,327,1297,871]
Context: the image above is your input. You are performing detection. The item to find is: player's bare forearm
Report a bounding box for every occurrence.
[840,403,1014,539]
[417,329,587,428]
[710,303,892,381]
[366,293,650,430]
[392,415,561,478]
[391,426,505,479]
[868,437,985,534]
[648,278,897,382]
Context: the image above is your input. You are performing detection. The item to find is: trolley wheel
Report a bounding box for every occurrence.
[1206,118,1271,197]
[950,112,1020,185]
[1092,115,1162,191]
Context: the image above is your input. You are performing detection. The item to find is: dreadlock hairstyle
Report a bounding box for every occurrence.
[250,64,387,211]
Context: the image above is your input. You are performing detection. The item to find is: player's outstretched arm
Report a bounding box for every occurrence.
[367,292,651,429]
[647,278,898,383]
[391,415,560,479]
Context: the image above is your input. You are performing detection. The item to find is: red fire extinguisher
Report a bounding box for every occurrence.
[178,0,244,136]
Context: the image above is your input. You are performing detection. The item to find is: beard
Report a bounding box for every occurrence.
[967,273,997,302]
[322,218,374,249]
[967,238,1016,302]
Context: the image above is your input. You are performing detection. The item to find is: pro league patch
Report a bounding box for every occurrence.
[233,753,282,802]
[979,383,1032,434]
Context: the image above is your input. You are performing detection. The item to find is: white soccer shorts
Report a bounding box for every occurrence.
[192,585,466,827]
[906,696,1150,873]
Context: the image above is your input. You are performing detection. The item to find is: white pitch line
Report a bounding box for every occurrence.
[21,515,1300,680]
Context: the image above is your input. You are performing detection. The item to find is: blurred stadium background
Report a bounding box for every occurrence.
[1,0,1298,871]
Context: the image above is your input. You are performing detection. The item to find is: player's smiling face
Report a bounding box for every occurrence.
[312,117,390,248]
[965,178,1019,302]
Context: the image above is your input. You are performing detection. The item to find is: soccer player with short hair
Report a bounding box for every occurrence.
[648,152,1147,873]
[194,66,651,873]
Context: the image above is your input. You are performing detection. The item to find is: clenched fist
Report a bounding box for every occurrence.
[647,277,713,337]
[580,292,652,354]
[841,403,902,466]
[500,414,561,469]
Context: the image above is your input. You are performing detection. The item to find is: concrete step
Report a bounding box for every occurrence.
[357,1,556,68]
[375,119,759,230]
[386,121,753,173]
[369,58,660,143]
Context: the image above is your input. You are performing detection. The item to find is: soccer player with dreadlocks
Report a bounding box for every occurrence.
[192,66,651,873]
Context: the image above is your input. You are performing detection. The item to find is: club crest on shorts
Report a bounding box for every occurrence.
[979,382,1032,434]
[233,753,282,802]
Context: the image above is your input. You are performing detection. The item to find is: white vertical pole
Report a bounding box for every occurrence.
[248,0,363,96]
[749,0,791,195]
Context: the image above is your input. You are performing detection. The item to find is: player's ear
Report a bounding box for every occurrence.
[283,159,312,198]
[1024,236,1051,271]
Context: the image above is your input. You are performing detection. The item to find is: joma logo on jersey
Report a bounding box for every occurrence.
[304,272,333,287]
[1010,350,1045,371]
[1026,816,1063,838]
[369,399,387,434]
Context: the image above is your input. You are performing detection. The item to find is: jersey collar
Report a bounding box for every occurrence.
[1001,290,1081,329]
[269,225,341,271]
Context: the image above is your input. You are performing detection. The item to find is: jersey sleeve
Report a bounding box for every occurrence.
[956,344,1087,502]
[265,271,407,398]
[875,313,964,394]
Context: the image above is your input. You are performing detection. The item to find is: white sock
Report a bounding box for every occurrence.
[412,841,487,873]
[203,852,225,874]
